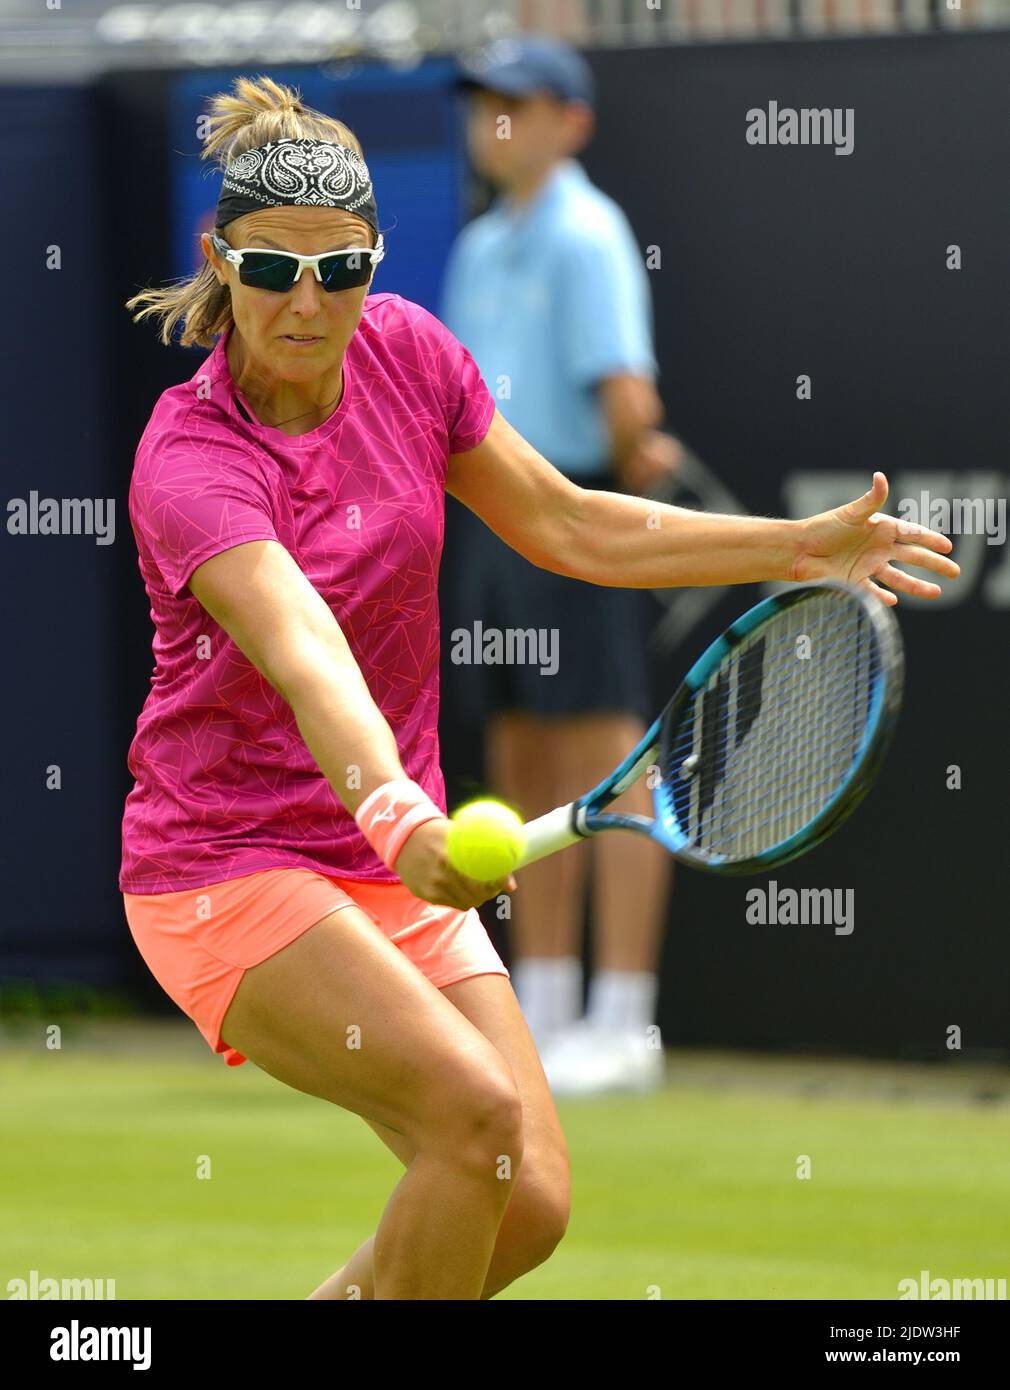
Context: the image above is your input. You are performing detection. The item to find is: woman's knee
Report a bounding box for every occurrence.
[418,1064,526,1183]
[485,1155,572,1294]
[519,1149,571,1254]
[516,1187,570,1271]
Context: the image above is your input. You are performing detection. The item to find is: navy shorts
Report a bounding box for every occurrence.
[443,472,655,726]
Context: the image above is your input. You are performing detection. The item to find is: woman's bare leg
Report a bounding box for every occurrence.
[220,905,525,1299]
[308,973,571,1299]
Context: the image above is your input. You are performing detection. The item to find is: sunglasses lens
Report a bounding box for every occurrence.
[233,248,375,292]
[320,252,372,292]
[238,253,296,292]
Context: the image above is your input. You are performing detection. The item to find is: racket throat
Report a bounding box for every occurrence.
[515,803,592,868]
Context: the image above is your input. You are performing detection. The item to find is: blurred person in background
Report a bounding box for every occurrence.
[441,34,683,1096]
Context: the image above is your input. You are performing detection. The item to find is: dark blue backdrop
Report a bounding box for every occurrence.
[2,40,1008,1061]
[0,85,122,984]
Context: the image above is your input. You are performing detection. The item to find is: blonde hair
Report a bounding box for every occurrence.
[125,74,370,349]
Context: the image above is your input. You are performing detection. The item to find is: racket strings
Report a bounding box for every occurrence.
[659,592,879,861]
[699,606,872,851]
[667,623,870,788]
[702,614,872,850]
[670,654,869,804]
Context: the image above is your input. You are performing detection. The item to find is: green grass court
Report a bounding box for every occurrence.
[3,1023,1008,1300]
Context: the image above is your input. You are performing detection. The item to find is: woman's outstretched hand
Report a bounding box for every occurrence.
[792,471,960,604]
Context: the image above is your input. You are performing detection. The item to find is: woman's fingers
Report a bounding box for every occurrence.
[440,867,515,911]
[470,871,516,899]
[858,577,898,606]
[839,472,889,525]
[872,563,942,599]
[891,542,961,578]
[892,518,955,554]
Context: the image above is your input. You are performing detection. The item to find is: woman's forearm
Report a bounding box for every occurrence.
[277,635,407,818]
[566,489,802,589]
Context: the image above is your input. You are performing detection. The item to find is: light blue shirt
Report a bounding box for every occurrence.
[439,158,658,477]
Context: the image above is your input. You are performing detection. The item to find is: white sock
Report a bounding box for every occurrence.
[586,970,658,1032]
[512,957,583,1038]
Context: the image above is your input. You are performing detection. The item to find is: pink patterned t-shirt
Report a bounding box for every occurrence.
[120,293,495,893]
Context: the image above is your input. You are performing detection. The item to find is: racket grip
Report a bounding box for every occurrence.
[516,805,584,869]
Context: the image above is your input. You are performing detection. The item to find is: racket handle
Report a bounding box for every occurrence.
[516,805,584,869]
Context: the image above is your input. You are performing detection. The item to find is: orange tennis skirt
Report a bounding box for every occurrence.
[122,867,509,1067]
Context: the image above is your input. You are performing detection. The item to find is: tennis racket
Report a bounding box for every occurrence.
[515,580,904,876]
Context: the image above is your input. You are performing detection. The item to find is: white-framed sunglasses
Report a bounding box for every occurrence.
[210,232,385,293]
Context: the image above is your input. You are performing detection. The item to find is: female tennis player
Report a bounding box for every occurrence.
[119,76,958,1300]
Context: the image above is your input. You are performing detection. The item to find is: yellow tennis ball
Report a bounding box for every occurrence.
[446,799,525,882]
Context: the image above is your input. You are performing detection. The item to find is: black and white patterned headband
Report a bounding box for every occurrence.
[216,138,379,236]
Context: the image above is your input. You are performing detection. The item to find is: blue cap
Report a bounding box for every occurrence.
[456,33,595,109]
